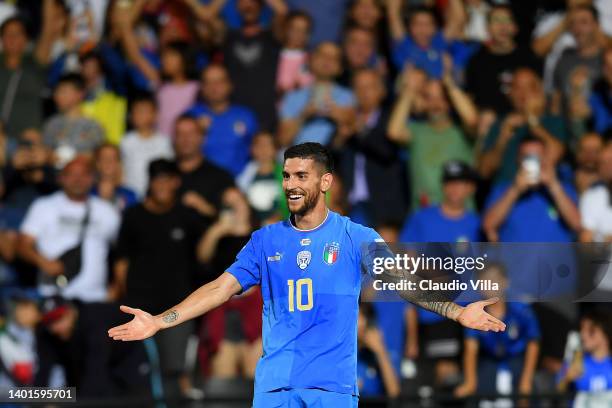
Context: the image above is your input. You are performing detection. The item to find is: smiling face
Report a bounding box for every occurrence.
[282,158,332,217]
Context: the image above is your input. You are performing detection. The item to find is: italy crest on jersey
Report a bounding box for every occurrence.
[323,242,340,265]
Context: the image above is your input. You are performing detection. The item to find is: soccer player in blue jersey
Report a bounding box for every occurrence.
[108,142,506,407]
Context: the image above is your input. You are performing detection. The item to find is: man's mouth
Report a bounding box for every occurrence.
[286,192,305,201]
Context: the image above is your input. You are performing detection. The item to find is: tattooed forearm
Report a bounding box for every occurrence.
[162,310,179,324]
[415,301,462,320]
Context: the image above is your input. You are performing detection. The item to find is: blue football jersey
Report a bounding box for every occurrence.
[227,210,382,395]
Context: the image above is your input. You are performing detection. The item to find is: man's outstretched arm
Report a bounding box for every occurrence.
[108,272,242,341]
[378,266,506,332]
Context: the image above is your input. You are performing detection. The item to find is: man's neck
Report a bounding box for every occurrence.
[578,42,601,58]
[440,201,466,218]
[64,192,88,203]
[137,127,155,138]
[4,53,22,70]
[144,197,174,214]
[178,155,204,173]
[592,345,610,361]
[242,23,262,37]
[64,106,82,119]
[208,100,230,114]
[293,201,329,230]
[488,40,516,55]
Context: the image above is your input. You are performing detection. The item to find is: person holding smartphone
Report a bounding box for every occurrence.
[483,136,581,243]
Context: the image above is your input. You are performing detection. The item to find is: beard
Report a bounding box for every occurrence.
[285,189,319,217]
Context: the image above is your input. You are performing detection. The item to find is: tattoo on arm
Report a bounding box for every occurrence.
[162,310,179,324]
[415,301,462,320]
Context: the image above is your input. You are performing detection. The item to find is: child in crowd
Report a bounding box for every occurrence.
[120,94,173,198]
[43,74,105,166]
[276,11,313,95]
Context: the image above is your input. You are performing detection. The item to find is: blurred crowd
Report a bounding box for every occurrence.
[0,0,612,405]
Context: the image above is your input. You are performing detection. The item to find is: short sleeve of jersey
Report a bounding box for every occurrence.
[20,199,47,239]
[226,231,262,292]
[580,188,600,231]
[349,223,393,278]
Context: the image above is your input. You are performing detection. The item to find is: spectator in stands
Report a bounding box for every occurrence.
[42,74,105,164]
[78,52,128,146]
[92,144,138,212]
[278,42,356,146]
[0,290,39,387]
[197,188,262,379]
[287,0,350,46]
[551,5,604,129]
[0,128,57,216]
[35,296,151,397]
[333,68,407,230]
[120,94,173,198]
[455,263,540,400]
[574,132,603,196]
[236,132,282,224]
[400,160,480,243]
[357,303,400,398]
[185,64,258,177]
[173,114,236,220]
[387,67,477,209]
[483,137,581,242]
[276,11,313,95]
[338,26,386,88]
[558,309,612,395]
[118,12,199,137]
[221,0,287,131]
[464,4,542,131]
[18,156,120,303]
[386,0,470,80]
[532,0,611,92]
[346,0,389,65]
[589,47,612,135]
[0,9,55,140]
[113,159,206,399]
[479,68,566,183]
[580,138,612,242]
[401,161,480,387]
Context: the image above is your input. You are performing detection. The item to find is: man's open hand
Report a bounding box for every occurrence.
[108,305,160,341]
[456,298,506,332]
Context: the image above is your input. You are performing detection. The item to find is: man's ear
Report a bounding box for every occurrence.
[320,172,333,193]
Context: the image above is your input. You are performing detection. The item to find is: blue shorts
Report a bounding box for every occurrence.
[253,388,359,408]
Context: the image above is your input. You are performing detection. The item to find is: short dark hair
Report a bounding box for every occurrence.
[284,142,334,174]
[130,92,158,111]
[56,73,85,91]
[407,5,437,25]
[0,16,28,37]
[285,10,312,31]
[581,308,612,349]
[487,4,514,23]
[173,112,201,134]
[148,158,180,180]
[519,135,545,149]
[572,4,599,23]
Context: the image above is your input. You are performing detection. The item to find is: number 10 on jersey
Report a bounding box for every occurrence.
[287,278,313,312]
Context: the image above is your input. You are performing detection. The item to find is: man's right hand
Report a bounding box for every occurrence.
[108,305,161,341]
[39,258,64,277]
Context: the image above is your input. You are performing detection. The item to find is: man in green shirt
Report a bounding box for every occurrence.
[388,67,477,208]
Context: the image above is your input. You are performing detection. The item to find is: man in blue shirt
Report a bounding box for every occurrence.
[109,143,506,407]
[185,64,258,176]
[386,0,475,79]
[483,137,581,243]
[278,43,355,146]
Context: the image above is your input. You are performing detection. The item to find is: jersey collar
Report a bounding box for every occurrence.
[289,209,331,232]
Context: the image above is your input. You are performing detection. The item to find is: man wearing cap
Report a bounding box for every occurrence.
[399,160,482,387]
[18,156,120,302]
[112,159,208,399]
